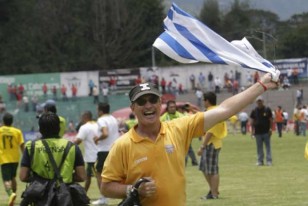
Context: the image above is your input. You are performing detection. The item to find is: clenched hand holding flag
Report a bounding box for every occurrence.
[153,3,280,81]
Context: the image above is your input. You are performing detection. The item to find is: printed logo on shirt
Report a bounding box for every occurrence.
[165,144,174,154]
[135,156,148,164]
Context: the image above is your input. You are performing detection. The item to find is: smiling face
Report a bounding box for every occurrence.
[130,94,161,126]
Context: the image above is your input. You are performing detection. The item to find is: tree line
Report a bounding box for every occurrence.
[0,0,307,75]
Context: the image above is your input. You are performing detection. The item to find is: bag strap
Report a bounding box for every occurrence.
[41,140,73,183]
[30,140,36,166]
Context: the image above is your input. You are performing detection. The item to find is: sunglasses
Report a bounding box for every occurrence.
[134,95,159,106]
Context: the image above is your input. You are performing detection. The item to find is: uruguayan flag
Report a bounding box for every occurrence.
[153,3,280,81]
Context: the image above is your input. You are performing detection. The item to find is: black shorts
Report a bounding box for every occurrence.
[86,162,95,177]
[95,151,109,173]
[199,144,221,175]
[1,163,18,181]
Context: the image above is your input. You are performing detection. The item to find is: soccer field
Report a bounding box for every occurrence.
[0,132,307,206]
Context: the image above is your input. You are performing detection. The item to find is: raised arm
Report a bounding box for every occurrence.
[204,73,278,131]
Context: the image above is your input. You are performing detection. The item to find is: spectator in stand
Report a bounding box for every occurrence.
[31,95,38,112]
[0,113,24,206]
[292,67,299,85]
[232,79,239,95]
[18,83,25,96]
[109,76,117,91]
[167,80,172,94]
[190,74,196,90]
[178,83,184,95]
[71,84,77,101]
[208,72,214,91]
[12,85,17,101]
[198,72,206,90]
[274,106,284,138]
[214,76,222,94]
[16,91,22,108]
[101,82,109,103]
[135,75,142,85]
[282,76,291,90]
[223,72,229,87]
[93,85,99,104]
[88,79,95,96]
[42,83,48,99]
[61,84,68,101]
[52,85,57,100]
[22,96,29,112]
[160,77,166,94]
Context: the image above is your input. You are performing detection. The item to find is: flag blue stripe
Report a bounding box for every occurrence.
[159,32,196,61]
[174,23,227,65]
[167,7,173,20]
[262,62,273,68]
[171,3,194,19]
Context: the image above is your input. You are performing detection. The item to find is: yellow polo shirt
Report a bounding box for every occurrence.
[206,106,227,149]
[102,112,204,206]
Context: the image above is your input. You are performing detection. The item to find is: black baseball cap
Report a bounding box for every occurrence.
[129,83,161,102]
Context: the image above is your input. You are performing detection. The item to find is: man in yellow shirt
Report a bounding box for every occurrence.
[0,113,24,206]
[197,92,227,200]
[100,73,278,206]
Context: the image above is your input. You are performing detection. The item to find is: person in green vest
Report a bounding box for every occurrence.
[19,112,86,205]
[125,113,138,131]
[160,100,184,121]
[44,102,67,137]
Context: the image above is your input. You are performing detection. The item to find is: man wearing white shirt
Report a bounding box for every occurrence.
[74,111,99,192]
[93,103,120,205]
[238,111,249,135]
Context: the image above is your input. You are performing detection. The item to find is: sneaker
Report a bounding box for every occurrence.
[91,197,108,205]
[201,194,218,200]
[266,162,272,166]
[256,162,264,166]
[8,193,16,206]
[200,191,218,200]
[192,162,199,166]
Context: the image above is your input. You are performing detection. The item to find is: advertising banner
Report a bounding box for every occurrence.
[273,58,308,78]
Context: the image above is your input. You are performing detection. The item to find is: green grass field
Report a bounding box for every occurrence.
[0,131,307,206]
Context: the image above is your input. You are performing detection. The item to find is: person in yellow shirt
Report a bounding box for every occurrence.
[197,92,227,200]
[228,114,238,135]
[0,112,24,206]
[100,73,278,206]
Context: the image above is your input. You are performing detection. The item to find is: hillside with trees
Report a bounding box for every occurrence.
[0,0,307,74]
